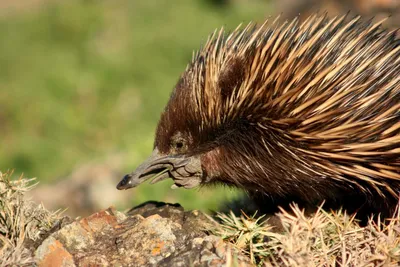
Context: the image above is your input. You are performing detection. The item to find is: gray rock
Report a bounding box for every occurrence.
[34,202,252,267]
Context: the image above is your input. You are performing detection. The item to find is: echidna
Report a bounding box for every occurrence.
[117,14,400,220]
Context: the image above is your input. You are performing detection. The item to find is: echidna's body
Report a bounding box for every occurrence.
[118,14,400,220]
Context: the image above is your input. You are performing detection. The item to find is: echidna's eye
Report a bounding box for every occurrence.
[170,136,186,153]
[176,141,184,149]
[173,139,186,152]
[170,132,191,154]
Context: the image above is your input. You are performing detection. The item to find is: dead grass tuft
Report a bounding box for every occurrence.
[212,204,400,266]
[0,170,63,267]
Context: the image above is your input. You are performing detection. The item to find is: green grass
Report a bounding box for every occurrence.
[0,0,272,211]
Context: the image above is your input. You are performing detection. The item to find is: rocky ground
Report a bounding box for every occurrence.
[34,202,251,267]
[1,171,251,267]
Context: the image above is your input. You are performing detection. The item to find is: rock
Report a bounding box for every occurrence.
[35,237,75,267]
[34,202,252,267]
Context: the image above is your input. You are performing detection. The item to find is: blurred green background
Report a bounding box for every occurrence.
[1,0,272,212]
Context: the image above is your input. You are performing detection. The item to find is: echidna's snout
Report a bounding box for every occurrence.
[117,148,171,190]
[117,148,203,190]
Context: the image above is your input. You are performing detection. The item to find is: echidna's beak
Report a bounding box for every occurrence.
[116,148,203,190]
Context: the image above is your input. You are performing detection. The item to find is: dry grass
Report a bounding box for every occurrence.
[0,171,62,267]
[212,205,400,266]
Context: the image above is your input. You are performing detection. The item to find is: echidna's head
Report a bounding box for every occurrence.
[117,28,252,191]
[116,62,234,190]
